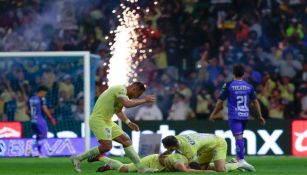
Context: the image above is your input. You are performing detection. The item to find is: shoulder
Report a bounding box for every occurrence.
[222,80,234,89]
[112,85,126,90]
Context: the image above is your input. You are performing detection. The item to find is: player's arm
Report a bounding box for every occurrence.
[42,105,56,125]
[209,99,224,121]
[210,83,228,121]
[250,99,266,125]
[250,87,266,125]
[116,109,139,131]
[174,162,215,173]
[118,95,155,108]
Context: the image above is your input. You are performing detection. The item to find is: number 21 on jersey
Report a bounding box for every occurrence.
[236,95,248,111]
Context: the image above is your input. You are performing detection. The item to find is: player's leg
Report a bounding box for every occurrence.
[211,138,228,172]
[228,119,255,172]
[33,122,48,158]
[120,163,137,172]
[198,150,213,171]
[74,122,113,162]
[97,156,125,171]
[113,133,144,169]
[38,123,48,158]
[112,123,158,173]
[228,119,246,160]
[75,140,111,161]
[70,119,112,172]
[31,123,40,156]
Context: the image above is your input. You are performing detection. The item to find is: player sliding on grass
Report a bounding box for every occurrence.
[91,153,214,173]
[70,82,156,173]
[209,64,266,171]
[162,133,255,172]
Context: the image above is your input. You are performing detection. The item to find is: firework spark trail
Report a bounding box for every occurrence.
[107,1,146,87]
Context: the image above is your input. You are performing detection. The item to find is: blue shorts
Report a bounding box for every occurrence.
[228,119,248,136]
[31,122,48,139]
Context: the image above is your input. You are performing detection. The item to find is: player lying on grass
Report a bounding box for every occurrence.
[70,82,156,173]
[162,133,256,172]
[90,153,214,173]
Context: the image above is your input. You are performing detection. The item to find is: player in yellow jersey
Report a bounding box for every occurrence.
[70,82,156,173]
[92,153,214,173]
[162,133,255,172]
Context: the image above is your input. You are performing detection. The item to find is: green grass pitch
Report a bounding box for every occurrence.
[0,156,306,175]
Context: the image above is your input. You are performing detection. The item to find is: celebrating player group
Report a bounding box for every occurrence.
[69,64,266,173]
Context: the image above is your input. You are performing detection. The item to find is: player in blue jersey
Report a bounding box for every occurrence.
[209,64,266,171]
[28,86,56,158]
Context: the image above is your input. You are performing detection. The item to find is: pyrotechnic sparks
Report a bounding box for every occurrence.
[107,1,147,87]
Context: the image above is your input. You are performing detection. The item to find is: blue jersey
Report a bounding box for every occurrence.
[29,96,46,123]
[219,80,257,120]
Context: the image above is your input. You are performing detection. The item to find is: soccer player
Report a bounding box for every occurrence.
[93,153,214,173]
[70,82,156,173]
[209,64,266,171]
[162,133,254,172]
[29,86,56,158]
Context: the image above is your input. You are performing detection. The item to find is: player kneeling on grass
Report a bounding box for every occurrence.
[93,153,214,173]
[70,82,156,173]
[162,133,255,172]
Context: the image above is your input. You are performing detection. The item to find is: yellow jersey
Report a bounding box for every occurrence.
[91,85,128,121]
[175,133,220,161]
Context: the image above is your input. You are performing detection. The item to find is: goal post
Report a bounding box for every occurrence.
[0,51,96,151]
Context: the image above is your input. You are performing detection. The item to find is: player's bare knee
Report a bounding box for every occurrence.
[215,166,226,172]
[121,139,132,147]
[119,165,129,172]
[98,143,112,152]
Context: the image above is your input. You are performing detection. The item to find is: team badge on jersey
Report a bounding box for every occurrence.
[105,128,111,138]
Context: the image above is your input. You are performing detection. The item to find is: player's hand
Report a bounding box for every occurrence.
[128,122,139,131]
[209,114,216,122]
[144,95,156,103]
[259,117,266,125]
[50,117,56,125]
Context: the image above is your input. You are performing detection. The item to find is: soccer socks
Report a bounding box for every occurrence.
[37,139,43,154]
[76,146,100,161]
[124,145,143,169]
[236,138,245,160]
[98,157,123,170]
[225,163,239,172]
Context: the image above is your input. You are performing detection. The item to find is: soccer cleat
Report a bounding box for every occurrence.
[87,154,105,163]
[238,160,256,172]
[70,156,82,173]
[96,165,112,172]
[137,167,159,173]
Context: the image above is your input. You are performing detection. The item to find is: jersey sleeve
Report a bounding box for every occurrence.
[116,86,128,99]
[249,86,257,100]
[41,97,47,106]
[218,82,229,101]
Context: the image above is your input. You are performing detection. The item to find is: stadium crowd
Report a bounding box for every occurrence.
[1,0,307,122]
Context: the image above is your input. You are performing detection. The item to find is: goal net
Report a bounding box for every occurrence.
[0,52,99,152]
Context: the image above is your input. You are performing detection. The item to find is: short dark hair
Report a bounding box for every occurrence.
[37,86,49,92]
[233,64,245,78]
[131,81,146,91]
[162,136,178,147]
